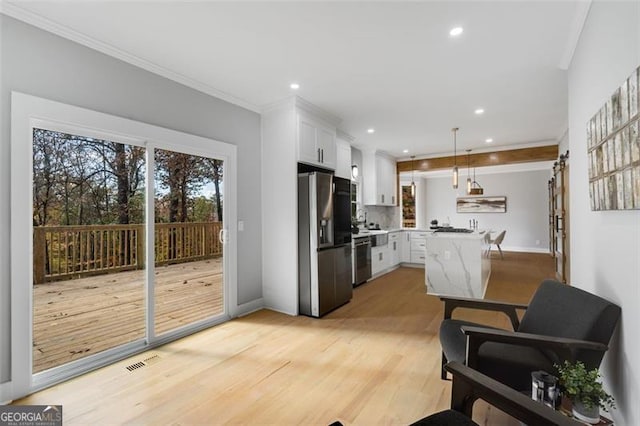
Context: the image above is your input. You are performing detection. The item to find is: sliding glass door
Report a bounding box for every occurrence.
[153,149,225,336]
[31,128,147,373]
[11,92,236,397]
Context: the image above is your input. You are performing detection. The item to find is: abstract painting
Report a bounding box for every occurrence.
[587,65,640,210]
[456,196,507,213]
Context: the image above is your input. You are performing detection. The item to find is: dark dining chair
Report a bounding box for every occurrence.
[438,279,621,392]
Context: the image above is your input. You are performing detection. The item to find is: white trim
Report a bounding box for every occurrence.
[494,246,550,254]
[10,92,238,401]
[0,381,12,405]
[262,95,342,128]
[558,1,592,70]
[0,3,260,114]
[145,147,156,343]
[336,129,355,143]
[236,298,265,317]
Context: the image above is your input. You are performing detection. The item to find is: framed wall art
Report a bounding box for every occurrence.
[456,196,507,213]
[587,65,640,210]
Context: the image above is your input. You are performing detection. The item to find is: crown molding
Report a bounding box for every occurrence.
[261,95,342,127]
[0,3,261,113]
[336,129,355,143]
[558,0,591,70]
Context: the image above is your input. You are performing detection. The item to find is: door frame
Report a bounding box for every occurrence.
[10,92,237,399]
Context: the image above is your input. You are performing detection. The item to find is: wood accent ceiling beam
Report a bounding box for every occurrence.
[396,145,559,173]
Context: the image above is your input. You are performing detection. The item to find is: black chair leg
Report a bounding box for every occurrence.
[441,352,450,380]
[497,244,503,259]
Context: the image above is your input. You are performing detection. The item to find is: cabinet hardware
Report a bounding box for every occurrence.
[317,148,321,163]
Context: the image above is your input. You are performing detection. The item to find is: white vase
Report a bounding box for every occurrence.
[572,399,600,424]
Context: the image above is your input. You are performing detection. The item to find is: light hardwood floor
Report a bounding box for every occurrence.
[17,251,555,425]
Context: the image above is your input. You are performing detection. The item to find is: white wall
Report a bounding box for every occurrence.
[424,169,550,252]
[0,16,263,386]
[568,2,640,425]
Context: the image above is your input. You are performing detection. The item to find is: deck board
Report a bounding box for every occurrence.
[33,257,224,373]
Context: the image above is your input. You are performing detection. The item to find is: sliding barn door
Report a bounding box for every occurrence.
[552,152,570,284]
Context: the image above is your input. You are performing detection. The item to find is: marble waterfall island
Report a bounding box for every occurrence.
[425,230,491,298]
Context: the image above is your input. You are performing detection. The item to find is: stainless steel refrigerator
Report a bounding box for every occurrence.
[298,172,353,317]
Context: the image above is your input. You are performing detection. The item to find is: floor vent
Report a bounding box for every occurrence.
[143,354,161,365]
[125,361,146,372]
[125,353,161,372]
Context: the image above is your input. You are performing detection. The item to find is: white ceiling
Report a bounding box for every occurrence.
[4,1,588,159]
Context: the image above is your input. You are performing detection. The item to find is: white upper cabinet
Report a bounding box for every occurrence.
[297,110,336,170]
[260,96,342,315]
[335,131,353,180]
[363,150,397,206]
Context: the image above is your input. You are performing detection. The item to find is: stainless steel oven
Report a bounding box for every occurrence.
[353,236,371,286]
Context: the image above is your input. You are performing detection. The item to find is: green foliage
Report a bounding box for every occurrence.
[555,360,615,411]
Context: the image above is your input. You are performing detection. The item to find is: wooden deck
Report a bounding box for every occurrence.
[33,257,223,373]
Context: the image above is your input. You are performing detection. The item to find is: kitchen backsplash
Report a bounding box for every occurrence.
[363,206,401,230]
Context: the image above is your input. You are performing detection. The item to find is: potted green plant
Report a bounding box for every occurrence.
[555,360,615,424]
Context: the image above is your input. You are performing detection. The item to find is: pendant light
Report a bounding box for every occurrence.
[452,127,459,189]
[469,167,484,195]
[410,156,416,197]
[466,149,472,194]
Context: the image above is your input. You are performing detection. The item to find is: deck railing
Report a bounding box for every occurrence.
[33,222,223,284]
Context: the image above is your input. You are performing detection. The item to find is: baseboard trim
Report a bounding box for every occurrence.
[399,262,425,269]
[370,265,400,280]
[499,246,550,254]
[263,307,297,316]
[236,298,264,317]
[0,380,13,405]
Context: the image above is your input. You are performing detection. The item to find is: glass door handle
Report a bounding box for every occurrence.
[219,229,227,244]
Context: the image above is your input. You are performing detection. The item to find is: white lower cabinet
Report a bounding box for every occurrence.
[410,231,428,265]
[389,231,401,267]
[401,231,411,263]
[371,245,391,276]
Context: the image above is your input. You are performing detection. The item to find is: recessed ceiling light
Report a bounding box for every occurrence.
[403,149,409,153]
[485,138,493,143]
[290,83,300,90]
[475,108,485,115]
[449,27,463,37]
[367,128,375,134]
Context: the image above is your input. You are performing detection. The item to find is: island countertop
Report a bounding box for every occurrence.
[426,229,488,239]
[424,230,491,298]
